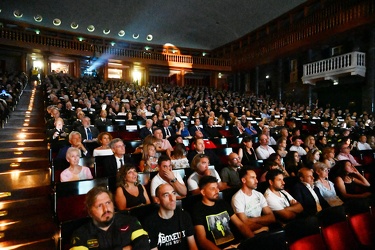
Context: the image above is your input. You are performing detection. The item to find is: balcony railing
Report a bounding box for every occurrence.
[302,52,366,85]
[0,28,231,70]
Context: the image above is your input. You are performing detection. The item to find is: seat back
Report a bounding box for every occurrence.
[288,233,327,250]
[238,228,287,250]
[59,217,91,250]
[348,212,375,247]
[55,177,109,222]
[321,220,359,250]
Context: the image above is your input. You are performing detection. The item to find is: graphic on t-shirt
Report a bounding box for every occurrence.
[157,230,186,247]
[206,211,234,246]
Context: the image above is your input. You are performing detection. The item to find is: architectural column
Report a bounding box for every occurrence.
[364,28,375,113]
[255,66,259,96]
[277,59,283,101]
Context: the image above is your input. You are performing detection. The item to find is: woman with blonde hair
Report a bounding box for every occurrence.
[115,164,151,210]
[304,135,318,153]
[321,147,336,169]
[139,143,159,172]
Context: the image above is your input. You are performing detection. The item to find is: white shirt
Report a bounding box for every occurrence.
[150,172,184,197]
[357,142,372,150]
[264,188,295,211]
[256,145,276,159]
[289,145,307,156]
[231,189,268,218]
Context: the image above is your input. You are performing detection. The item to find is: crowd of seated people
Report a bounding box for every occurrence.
[43,74,375,249]
[0,71,28,128]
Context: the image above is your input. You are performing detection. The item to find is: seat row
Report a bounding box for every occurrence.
[56,178,375,250]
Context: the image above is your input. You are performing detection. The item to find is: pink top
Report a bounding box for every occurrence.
[60,166,93,182]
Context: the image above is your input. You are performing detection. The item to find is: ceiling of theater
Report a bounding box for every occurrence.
[0,0,306,51]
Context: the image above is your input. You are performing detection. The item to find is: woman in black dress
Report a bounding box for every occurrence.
[115,164,151,210]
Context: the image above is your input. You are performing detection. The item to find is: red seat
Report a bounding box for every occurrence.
[349,212,375,247]
[54,178,109,222]
[219,130,233,138]
[289,234,327,250]
[321,220,359,250]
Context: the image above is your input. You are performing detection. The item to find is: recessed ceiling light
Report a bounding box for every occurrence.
[110,42,115,46]
[13,10,23,18]
[53,18,61,26]
[133,34,139,39]
[146,34,153,41]
[34,15,43,22]
[118,30,125,37]
[71,22,79,29]
[87,25,95,32]
[103,29,110,35]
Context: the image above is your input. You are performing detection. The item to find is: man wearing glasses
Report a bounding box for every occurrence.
[220,153,243,188]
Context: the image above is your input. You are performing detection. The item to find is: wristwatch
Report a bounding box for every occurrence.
[170,177,177,183]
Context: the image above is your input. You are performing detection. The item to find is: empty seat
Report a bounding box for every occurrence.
[348,211,375,247]
[321,220,359,250]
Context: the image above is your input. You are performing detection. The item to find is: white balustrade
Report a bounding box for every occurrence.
[302,52,366,84]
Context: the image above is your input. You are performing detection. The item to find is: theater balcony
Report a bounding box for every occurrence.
[302,51,366,85]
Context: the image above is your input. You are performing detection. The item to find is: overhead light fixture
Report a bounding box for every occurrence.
[333,80,339,85]
[118,30,125,37]
[71,22,79,29]
[78,37,84,42]
[202,52,207,57]
[133,34,139,39]
[53,18,61,26]
[266,75,270,79]
[110,42,115,46]
[35,29,40,35]
[103,29,110,35]
[13,10,23,18]
[146,34,153,41]
[87,25,95,32]
[34,15,43,22]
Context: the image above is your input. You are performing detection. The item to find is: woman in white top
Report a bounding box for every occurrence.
[60,147,93,182]
[171,143,189,169]
[313,162,343,207]
[93,132,113,157]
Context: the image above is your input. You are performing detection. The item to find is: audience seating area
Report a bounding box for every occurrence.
[43,75,375,250]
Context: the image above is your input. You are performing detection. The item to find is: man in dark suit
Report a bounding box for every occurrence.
[102,138,134,178]
[292,167,330,217]
[161,118,175,140]
[189,118,208,139]
[94,109,112,130]
[76,116,100,142]
[187,138,221,168]
[56,131,90,159]
[139,119,153,140]
[204,117,222,139]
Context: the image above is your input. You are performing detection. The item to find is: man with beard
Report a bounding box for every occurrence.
[191,176,254,249]
[264,169,303,224]
[70,186,150,250]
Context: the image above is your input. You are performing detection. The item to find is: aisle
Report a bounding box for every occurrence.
[0,83,57,249]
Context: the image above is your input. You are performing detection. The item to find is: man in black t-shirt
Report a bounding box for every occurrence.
[191,176,254,249]
[70,186,149,250]
[143,183,198,250]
